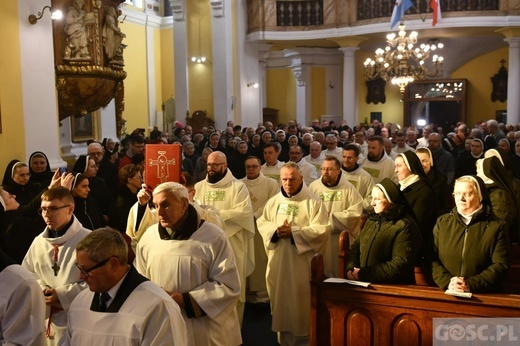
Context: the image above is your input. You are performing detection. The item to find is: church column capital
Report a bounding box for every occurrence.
[169,0,185,21]
[496,27,520,40]
[328,37,367,48]
[338,46,360,57]
[293,66,307,87]
[209,0,224,17]
[505,36,520,47]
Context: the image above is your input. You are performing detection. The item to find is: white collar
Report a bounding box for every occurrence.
[399,174,420,191]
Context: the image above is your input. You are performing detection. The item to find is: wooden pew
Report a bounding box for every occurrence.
[338,230,520,292]
[310,253,520,346]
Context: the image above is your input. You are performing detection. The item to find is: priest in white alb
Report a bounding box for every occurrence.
[257,162,330,345]
[194,151,255,322]
[309,156,363,277]
[22,187,91,346]
[136,182,242,345]
[240,156,279,302]
[62,227,187,345]
[0,248,45,346]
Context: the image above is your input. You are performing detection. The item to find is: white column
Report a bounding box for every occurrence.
[235,0,262,128]
[19,0,66,169]
[293,66,310,126]
[339,47,359,128]
[146,18,157,130]
[506,37,520,124]
[258,44,271,110]
[99,99,118,140]
[211,0,234,130]
[170,0,189,124]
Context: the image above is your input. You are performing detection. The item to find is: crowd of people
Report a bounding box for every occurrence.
[0,117,519,345]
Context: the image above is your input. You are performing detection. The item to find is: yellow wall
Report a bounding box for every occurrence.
[356,50,404,127]
[153,28,163,111]
[266,68,296,124]
[0,1,25,168]
[160,28,175,102]
[311,67,327,120]
[119,21,149,134]
[187,0,214,117]
[451,47,509,126]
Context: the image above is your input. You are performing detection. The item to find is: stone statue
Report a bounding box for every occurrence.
[103,7,126,61]
[64,0,91,59]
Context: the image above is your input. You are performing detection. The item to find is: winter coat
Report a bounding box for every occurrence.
[346,203,422,284]
[431,205,510,293]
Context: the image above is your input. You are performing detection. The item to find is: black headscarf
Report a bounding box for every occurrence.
[485,148,516,177]
[28,151,54,192]
[398,150,427,180]
[2,160,21,186]
[28,151,52,176]
[376,178,402,204]
[482,156,516,200]
[72,155,89,174]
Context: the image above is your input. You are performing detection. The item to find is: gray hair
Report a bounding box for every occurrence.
[76,227,128,264]
[153,182,189,202]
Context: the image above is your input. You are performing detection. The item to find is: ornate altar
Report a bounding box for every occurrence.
[52,0,127,135]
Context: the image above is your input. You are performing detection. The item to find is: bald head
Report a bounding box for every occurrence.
[309,141,322,158]
[428,133,442,150]
[208,151,227,164]
[206,151,228,182]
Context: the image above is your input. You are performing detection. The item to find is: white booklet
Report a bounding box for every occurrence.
[445,289,472,298]
[324,278,371,287]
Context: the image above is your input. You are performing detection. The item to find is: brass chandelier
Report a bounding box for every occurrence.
[363,22,444,95]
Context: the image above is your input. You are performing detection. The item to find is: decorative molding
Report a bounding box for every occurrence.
[293,66,305,87]
[210,0,224,17]
[246,16,520,43]
[120,7,172,28]
[169,0,185,21]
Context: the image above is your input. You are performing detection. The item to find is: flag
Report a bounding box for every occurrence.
[430,0,441,26]
[390,0,413,29]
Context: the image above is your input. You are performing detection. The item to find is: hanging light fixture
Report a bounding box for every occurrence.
[364,22,444,95]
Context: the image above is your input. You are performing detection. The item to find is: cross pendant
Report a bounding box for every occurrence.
[52,262,60,276]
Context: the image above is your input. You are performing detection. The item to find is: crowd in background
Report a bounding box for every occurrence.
[1,116,519,345]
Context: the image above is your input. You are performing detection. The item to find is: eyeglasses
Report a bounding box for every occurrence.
[207,162,226,168]
[452,192,476,199]
[16,173,31,178]
[75,256,114,277]
[321,167,339,172]
[245,165,260,169]
[38,205,70,215]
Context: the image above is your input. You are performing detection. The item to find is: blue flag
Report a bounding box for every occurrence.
[390,0,413,29]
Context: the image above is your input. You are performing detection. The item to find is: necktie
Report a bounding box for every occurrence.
[99,292,110,312]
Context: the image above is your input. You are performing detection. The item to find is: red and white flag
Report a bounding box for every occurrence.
[430,0,441,26]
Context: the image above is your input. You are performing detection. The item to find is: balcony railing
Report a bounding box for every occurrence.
[276,0,323,26]
[357,0,499,21]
